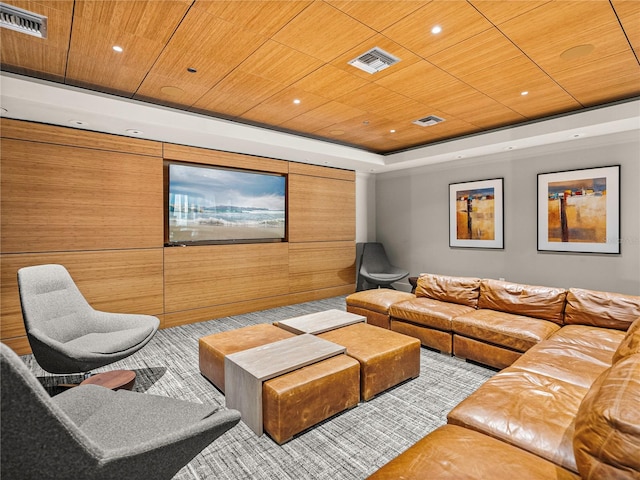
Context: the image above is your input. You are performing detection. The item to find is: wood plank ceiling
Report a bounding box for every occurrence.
[1,0,639,154]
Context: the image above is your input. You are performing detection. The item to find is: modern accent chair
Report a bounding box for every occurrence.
[17,264,159,376]
[357,242,409,290]
[0,343,241,480]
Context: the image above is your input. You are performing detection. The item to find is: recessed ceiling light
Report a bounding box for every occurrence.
[293,99,301,104]
[431,25,442,34]
[571,133,585,139]
[521,91,529,96]
[125,129,144,135]
[69,120,88,126]
[187,67,197,73]
[362,120,370,125]
[456,155,465,159]
[504,146,516,151]
[112,45,123,53]
[390,129,396,133]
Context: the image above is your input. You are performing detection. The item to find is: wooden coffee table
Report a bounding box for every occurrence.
[224,334,345,435]
[79,370,136,390]
[275,309,365,335]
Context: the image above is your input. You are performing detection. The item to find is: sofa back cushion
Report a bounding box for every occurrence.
[564,288,640,330]
[415,273,481,308]
[478,279,567,324]
[573,353,640,479]
[612,317,640,365]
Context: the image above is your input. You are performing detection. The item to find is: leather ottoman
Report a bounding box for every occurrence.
[263,354,360,444]
[199,324,295,392]
[319,323,420,401]
[346,289,415,329]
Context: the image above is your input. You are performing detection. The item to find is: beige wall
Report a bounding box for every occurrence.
[0,119,356,354]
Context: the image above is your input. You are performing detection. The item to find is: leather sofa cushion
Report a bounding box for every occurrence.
[564,288,640,330]
[452,309,560,353]
[367,424,580,480]
[612,317,640,364]
[549,324,625,353]
[345,289,415,314]
[573,353,640,479]
[509,339,612,388]
[390,297,474,331]
[415,273,481,308]
[448,367,588,473]
[478,279,567,324]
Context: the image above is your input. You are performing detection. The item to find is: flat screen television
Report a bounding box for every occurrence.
[165,162,287,245]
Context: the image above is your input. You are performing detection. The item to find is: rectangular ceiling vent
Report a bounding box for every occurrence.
[0,3,47,39]
[348,47,400,74]
[413,115,445,127]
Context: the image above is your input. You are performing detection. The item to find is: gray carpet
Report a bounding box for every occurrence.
[23,296,495,479]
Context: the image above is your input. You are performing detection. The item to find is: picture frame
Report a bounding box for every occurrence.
[537,165,620,254]
[449,178,504,249]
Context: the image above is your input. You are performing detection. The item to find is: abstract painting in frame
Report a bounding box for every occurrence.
[449,178,504,249]
[537,165,620,254]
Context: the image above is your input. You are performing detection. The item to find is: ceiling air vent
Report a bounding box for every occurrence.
[413,115,445,127]
[0,2,47,39]
[348,47,400,74]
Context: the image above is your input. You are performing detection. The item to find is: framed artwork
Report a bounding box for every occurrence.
[449,178,504,249]
[537,165,620,254]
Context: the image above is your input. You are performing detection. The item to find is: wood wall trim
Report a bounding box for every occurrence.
[288,161,355,181]
[163,142,289,174]
[0,118,162,157]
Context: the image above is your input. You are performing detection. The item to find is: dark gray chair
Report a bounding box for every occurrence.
[0,343,241,480]
[17,264,159,375]
[358,242,409,290]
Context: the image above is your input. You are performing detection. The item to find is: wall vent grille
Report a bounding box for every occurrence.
[348,47,400,74]
[413,115,445,127]
[0,3,47,38]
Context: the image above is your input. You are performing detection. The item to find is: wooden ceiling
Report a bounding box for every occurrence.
[1,0,639,154]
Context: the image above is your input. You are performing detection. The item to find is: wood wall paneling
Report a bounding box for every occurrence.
[0,249,164,354]
[1,119,162,157]
[163,143,288,174]
[289,241,355,293]
[163,283,355,328]
[1,120,357,353]
[288,174,355,242]
[1,138,164,252]
[288,161,355,181]
[164,243,290,313]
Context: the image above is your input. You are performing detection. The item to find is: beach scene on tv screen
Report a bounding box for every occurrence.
[168,164,286,243]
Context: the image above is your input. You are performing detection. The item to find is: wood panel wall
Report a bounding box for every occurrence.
[0,119,356,354]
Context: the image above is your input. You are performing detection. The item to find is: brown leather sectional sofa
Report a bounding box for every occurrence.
[347,274,640,479]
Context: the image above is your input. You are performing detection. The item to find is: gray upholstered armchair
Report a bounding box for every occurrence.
[17,264,159,374]
[0,343,241,479]
[357,242,409,290]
